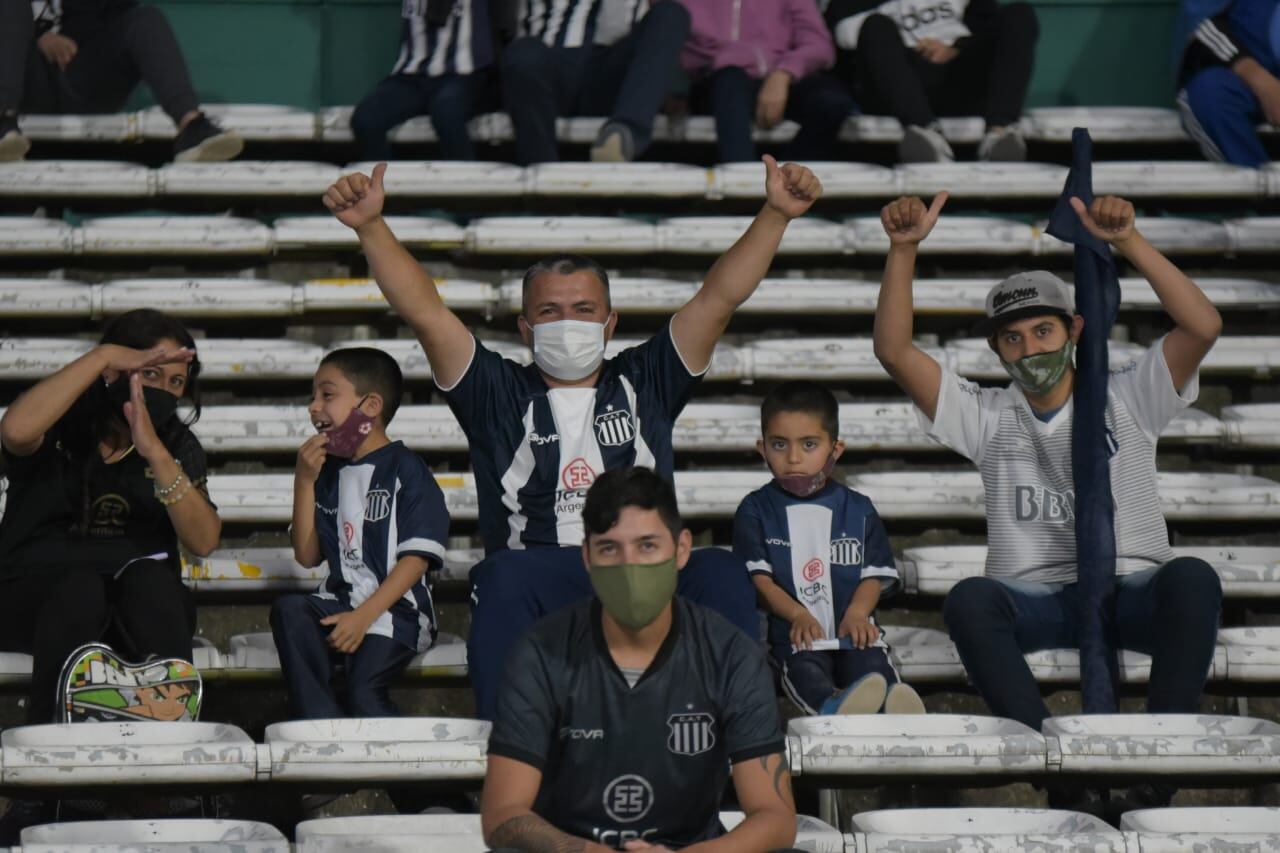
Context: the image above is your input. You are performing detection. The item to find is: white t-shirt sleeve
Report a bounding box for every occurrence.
[1109,336,1199,440]
[914,367,995,464]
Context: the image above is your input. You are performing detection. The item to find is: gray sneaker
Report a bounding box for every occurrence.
[899,123,955,163]
[978,126,1027,161]
[590,122,635,163]
[0,114,30,162]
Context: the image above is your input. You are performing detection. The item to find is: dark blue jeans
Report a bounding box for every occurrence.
[943,557,1222,731]
[779,642,900,714]
[468,546,758,720]
[694,67,854,163]
[499,1,691,164]
[350,70,490,161]
[270,593,417,719]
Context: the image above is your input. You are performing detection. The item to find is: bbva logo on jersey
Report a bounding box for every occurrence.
[595,409,636,447]
[667,712,716,756]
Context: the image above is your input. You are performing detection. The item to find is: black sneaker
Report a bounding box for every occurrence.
[1104,782,1175,827]
[173,113,243,163]
[0,113,30,162]
[0,798,53,845]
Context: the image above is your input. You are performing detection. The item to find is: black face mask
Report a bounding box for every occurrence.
[105,379,180,426]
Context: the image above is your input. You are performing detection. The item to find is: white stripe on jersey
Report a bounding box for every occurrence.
[501,401,539,549]
[746,559,772,575]
[405,14,429,74]
[786,503,836,638]
[619,376,656,470]
[427,12,455,76]
[561,0,596,49]
[391,38,412,75]
[455,0,475,74]
[550,388,605,546]
[369,477,400,644]
[399,537,447,559]
[338,465,382,609]
[542,0,570,45]
[1195,20,1238,61]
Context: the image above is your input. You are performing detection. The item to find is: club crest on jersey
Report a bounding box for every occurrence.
[830,538,862,565]
[562,457,596,490]
[364,489,391,522]
[667,712,716,756]
[594,409,636,447]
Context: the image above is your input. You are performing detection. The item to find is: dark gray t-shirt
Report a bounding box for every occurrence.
[488,597,785,850]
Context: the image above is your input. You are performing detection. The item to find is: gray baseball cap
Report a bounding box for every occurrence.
[977,271,1074,335]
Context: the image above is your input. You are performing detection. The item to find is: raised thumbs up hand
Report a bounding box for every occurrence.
[323,161,388,231]
[880,193,949,246]
[763,154,823,220]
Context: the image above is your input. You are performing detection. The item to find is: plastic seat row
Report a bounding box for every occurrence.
[4,213,1278,256]
[7,275,1279,320]
[7,158,1279,201]
[8,335,1280,383]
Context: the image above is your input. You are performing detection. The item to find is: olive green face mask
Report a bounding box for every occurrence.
[589,557,678,631]
[1001,340,1075,396]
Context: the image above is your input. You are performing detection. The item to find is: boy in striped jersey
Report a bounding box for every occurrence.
[873,193,1224,813]
[734,381,925,716]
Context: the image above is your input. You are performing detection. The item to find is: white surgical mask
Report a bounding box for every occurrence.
[531,319,606,381]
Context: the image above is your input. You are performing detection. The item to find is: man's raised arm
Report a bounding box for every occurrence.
[324,163,475,389]
[670,156,823,373]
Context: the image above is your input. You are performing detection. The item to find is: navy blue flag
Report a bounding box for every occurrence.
[1046,128,1122,714]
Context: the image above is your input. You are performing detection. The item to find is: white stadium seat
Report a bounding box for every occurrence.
[18,112,134,141]
[1026,107,1188,142]
[750,337,943,381]
[847,471,984,520]
[0,160,152,197]
[192,404,467,452]
[1227,217,1280,253]
[719,811,845,853]
[1092,161,1266,198]
[1042,714,1280,776]
[304,277,497,313]
[264,717,489,782]
[1269,162,1280,196]
[880,626,964,681]
[102,278,299,318]
[505,276,695,313]
[1119,806,1280,849]
[946,337,1146,380]
[157,161,340,196]
[1,722,258,785]
[0,653,33,686]
[899,162,1069,198]
[1222,403,1280,447]
[183,546,480,591]
[1119,277,1280,309]
[327,337,528,380]
[659,216,848,255]
[787,714,1048,778]
[529,163,708,198]
[607,336,746,380]
[654,115,800,144]
[273,215,464,249]
[346,160,525,197]
[20,819,287,852]
[0,216,76,255]
[841,115,987,143]
[850,807,1126,852]
[141,104,317,141]
[80,215,274,255]
[1037,216,1231,255]
[0,278,92,317]
[206,472,477,523]
[196,339,324,380]
[850,215,1037,254]
[192,635,224,673]
[0,338,93,380]
[467,216,658,254]
[227,632,468,678]
[320,106,485,143]
[715,161,899,199]
[1199,336,1280,376]
[1218,627,1280,682]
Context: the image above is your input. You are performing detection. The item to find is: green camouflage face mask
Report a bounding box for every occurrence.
[589,557,678,631]
[1002,340,1075,396]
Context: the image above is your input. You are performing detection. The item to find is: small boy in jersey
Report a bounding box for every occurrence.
[271,347,449,719]
[734,381,926,715]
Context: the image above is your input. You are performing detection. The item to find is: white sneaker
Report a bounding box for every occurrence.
[0,117,30,162]
[899,123,955,163]
[978,126,1027,161]
[884,682,927,714]
[822,672,888,715]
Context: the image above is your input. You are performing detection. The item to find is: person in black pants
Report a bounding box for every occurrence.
[500,0,690,164]
[0,0,241,162]
[826,0,1038,162]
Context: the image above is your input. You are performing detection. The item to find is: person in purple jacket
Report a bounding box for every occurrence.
[678,0,854,162]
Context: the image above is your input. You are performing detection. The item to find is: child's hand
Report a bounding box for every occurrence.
[790,610,825,651]
[321,609,375,654]
[880,193,948,245]
[296,434,328,483]
[838,611,880,650]
[1070,195,1137,247]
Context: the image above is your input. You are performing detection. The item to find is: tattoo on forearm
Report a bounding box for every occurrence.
[490,814,587,853]
[758,753,790,802]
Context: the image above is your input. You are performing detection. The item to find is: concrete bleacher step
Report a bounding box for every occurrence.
[157,161,340,196]
[1218,627,1280,683]
[1223,403,1280,448]
[659,216,849,255]
[305,277,496,312]
[787,714,1047,779]
[749,337,944,381]
[849,807,1127,853]
[104,278,301,318]
[1228,217,1280,253]
[17,112,134,141]
[264,717,489,782]
[1119,806,1280,849]
[849,215,1037,255]
[141,104,316,141]
[716,161,898,199]
[1200,336,1280,377]
[0,160,152,197]
[346,160,524,197]
[1039,216,1232,255]
[468,216,657,254]
[0,217,75,255]
[528,162,708,198]
[899,162,1069,198]
[228,632,467,679]
[1092,161,1267,197]
[1043,714,1280,776]
[1026,107,1188,143]
[20,819,288,852]
[1,722,259,786]
[272,215,464,249]
[184,546,479,591]
[80,215,274,255]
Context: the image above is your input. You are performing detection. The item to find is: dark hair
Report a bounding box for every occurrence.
[760,380,839,441]
[521,253,612,316]
[583,467,683,543]
[319,347,404,425]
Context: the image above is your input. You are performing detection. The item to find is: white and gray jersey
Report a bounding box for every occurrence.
[518,0,603,47]
[831,0,972,49]
[917,339,1198,585]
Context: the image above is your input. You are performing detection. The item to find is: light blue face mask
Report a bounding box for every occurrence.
[1001,340,1075,396]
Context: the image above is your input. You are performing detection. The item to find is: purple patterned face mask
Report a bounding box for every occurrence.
[325,398,375,458]
[773,454,837,498]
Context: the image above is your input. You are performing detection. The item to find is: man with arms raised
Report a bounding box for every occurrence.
[324,157,822,719]
[873,192,1224,812]
[481,466,798,853]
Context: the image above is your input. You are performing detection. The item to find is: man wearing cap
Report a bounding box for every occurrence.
[870,193,1224,810]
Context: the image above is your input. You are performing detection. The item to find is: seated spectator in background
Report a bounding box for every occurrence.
[0,0,242,162]
[826,0,1037,162]
[873,193,1223,814]
[1174,0,1278,167]
[482,467,799,853]
[271,348,448,720]
[680,0,853,163]
[500,0,690,163]
[735,381,925,716]
[350,0,499,161]
[0,309,219,727]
